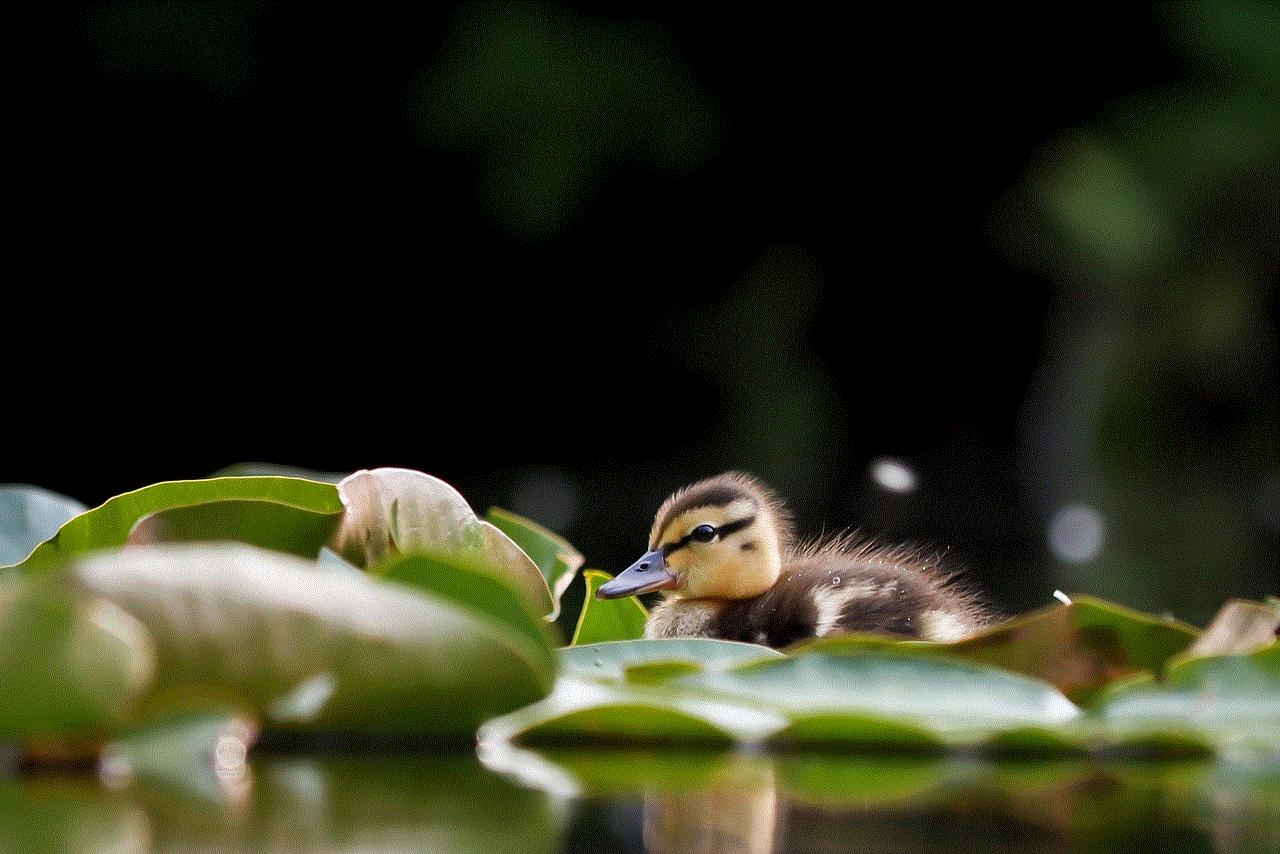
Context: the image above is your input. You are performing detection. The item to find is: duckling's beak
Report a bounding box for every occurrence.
[596,549,677,599]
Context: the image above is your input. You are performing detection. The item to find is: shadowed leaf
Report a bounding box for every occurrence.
[486,507,583,620]
[333,468,552,616]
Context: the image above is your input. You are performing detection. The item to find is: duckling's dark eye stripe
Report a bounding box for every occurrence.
[662,516,755,555]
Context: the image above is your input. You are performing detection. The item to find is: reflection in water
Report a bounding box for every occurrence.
[522,750,1280,854]
[2,750,1277,853]
[643,757,777,854]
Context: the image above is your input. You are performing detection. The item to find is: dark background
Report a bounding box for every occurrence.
[5,2,1276,625]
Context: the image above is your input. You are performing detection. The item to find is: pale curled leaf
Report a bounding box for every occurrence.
[1181,599,1280,660]
[332,468,552,616]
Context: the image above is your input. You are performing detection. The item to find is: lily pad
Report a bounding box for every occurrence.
[332,468,552,616]
[11,477,344,571]
[486,507,583,620]
[767,712,948,753]
[478,674,787,746]
[673,648,1082,745]
[64,544,555,737]
[561,638,782,683]
[380,552,559,676]
[570,569,648,645]
[945,596,1198,705]
[1179,598,1280,660]
[1090,642,1280,756]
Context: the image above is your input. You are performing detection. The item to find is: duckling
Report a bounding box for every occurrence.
[596,472,991,648]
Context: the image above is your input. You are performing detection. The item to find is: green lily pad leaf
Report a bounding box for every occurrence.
[946,596,1198,705]
[332,468,552,616]
[478,674,787,746]
[486,507,583,620]
[1090,642,1280,756]
[1179,598,1280,660]
[0,485,88,566]
[561,639,783,682]
[0,576,154,741]
[980,726,1092,758]
[128,498,346,561]
[66,544,554,737]
[767,712,947,753]
[674,649,1081,745]
[570,569,648,645]
[379,552,558,676]
[11,477,343,571]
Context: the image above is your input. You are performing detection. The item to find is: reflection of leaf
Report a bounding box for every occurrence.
[0,485,87,566]
[570,570,647,645]
[68,544,554,737]
[945,596,1197,704]
[11,477,343,571]
[775,755,958,806]
[0,776,148,854]
[482,745,744,796]
[333,468,552,616]
[486,507,583,620]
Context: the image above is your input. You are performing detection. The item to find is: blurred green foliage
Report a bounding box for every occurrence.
[992,1,1279,623]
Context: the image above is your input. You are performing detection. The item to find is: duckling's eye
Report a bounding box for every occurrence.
[690,524,717,543]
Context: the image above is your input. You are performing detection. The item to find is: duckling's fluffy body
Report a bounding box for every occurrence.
[597,472,991,648]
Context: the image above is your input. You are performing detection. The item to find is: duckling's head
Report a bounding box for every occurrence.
[597,472,792,602]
